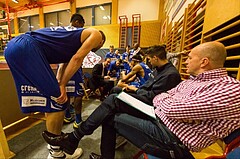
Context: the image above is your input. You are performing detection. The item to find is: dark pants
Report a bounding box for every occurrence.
[75,94,194,159]
[89,79,114,98]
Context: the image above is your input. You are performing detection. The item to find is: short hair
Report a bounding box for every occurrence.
[117,59,122,63]
[70,13,85,24]
[109,45,114,48]
[131,54,142,62]
[99,30,106,43]
[145,45,167,60]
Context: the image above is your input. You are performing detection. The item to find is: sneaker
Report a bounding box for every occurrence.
[47,145,64,159]
[115,136,127,149]
[73,121,80,129]
[64,116,74,124]
[89,152,103,159]
[42,131,78,155]
[47,147,83,159]
[65,148,83,159]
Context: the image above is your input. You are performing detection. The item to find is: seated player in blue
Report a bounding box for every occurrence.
[4,25,105,158]
[105,45,115,60]
[122,45,130,62]
[107,59,123,78]
[118,53,152,88]
[121,45,131,74]
[113,49,121,60]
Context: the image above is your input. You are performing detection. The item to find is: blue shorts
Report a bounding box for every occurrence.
[4,34,67,113]
[66,68,84,97]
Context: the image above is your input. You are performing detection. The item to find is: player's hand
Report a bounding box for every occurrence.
[56,85,68,104]
[126,85,137,92]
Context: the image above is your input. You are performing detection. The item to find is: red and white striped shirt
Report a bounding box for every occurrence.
[153,68,240,152]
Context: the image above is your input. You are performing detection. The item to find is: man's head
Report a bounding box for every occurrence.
[145,45,167,67]
[115,59,122,67]
[104,58,111,67]
[186,41,227,76]
[130,54,142,66]
[70,13,85,28]
[115,49,119,55]
[91,30,106,52]
[133,43,139,50]
[109,45,114,53]
[126,45,130,53]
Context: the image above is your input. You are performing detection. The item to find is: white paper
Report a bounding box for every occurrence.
[117,92,156,119]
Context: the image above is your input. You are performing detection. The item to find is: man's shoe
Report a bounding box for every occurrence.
[115,136,127,149]
[65,148,83,159]
[89,152,103,159]
[64,116,74,123]
[42,131,77,155]
[47,147,83,159]
[73,121,80,129]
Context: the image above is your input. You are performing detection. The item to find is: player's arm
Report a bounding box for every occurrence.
[57,28,103,104]
[121,64,141,82]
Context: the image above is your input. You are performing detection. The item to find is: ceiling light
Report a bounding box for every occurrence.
[12,0,19,3]
[100,6,105,10]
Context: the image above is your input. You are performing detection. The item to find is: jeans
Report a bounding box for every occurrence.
[75,94,193,159]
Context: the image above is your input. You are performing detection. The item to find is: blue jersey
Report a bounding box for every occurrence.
[122,52,129,61]
[130,62,152,88]
[108,61,121,78]
[26,26,84,64]
[114,54,121,59]
[105,52,115,59]
[4,27,86,113]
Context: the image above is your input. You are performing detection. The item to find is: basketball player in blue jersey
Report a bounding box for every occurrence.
[117,53,152,88]
[4,24,105,158]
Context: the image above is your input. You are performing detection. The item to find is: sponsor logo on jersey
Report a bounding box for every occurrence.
[22,96,47,107]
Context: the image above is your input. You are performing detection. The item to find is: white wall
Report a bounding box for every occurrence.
[165,0,199,25]
[118,0,160,23]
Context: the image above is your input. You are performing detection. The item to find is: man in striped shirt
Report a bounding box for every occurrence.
[42,41,240,159]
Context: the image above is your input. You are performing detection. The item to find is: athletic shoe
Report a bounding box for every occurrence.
[47,147,83,159]
[73,121,80,129]
[64,116,74,124]
[42,131,77,155]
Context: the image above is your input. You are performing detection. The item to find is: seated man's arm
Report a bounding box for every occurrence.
[153,81,240,121]
[137,73,181,102]
[121,64,141,82]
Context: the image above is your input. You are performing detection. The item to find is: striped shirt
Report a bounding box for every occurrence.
[153,68,240,152]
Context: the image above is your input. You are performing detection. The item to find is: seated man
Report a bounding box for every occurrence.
[42,42,240,159]
[117,53,152,88]
[89,58,113,101]
[113,49,121,60]
[107,59,123,78]
[105,45,115,60]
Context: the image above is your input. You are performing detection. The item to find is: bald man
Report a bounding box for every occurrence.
[43,42,240,159]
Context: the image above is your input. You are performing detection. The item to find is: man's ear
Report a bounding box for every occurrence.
[201,57,209,67]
